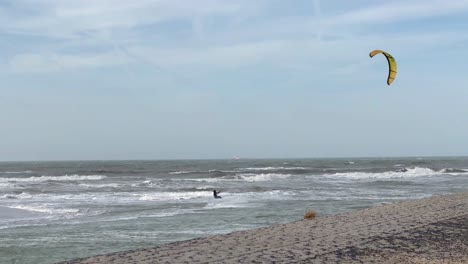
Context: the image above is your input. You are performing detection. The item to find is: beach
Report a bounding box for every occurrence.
[2,158,468,263]
[59,192,468,263]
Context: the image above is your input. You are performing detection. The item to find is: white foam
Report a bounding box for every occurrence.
[0,183,14,188]
[168,171,197,175]
[440,168,468,175]
[0,174,107,183]
[128,180,161,188]
[195,186,215,190]
[208,169,241,173]
[241,167,308,171]
[186,178,229,183]
[8,205,79,215]
[143,209,195,218]
[177,172,294,183]
[202,190,296,209]
[138,191,210,201]
[238,173,292,182]
[169,169,241,175]
[321,167,449,180]
[203,200,250,209]
[78,183,121,189]
[1,193,33,200]
[203,193,251,209]
[0,192,118,203]
[2,171,33,174]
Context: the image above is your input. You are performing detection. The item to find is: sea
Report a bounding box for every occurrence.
[1,157,468,264]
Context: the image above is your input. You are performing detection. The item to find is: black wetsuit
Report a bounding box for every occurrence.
[213,190,222,199]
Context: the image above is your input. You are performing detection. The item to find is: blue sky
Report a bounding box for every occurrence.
[1,0,468,161]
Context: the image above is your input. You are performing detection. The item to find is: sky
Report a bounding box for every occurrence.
[1,0,468,161]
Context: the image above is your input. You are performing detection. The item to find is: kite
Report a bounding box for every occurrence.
[369,50,397,85]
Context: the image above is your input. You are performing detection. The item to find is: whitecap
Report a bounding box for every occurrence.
[2,171,33,174]
[1,193,33,200]
[8,205,80,214]
[138,191,210,201]
[318,167,449,180]
[0,175,106,183]
[238,173,292,182]
[241,167,308,171]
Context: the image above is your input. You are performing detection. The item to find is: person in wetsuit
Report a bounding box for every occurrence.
[213,190,222,199]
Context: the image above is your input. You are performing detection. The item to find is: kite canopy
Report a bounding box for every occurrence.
[369,50,397,85]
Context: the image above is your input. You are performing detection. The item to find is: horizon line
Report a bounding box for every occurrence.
[1,155,468,163]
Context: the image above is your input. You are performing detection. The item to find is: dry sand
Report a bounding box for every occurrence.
[59,192,468,263]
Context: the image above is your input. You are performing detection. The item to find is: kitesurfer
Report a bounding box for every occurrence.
[213,190,222,199]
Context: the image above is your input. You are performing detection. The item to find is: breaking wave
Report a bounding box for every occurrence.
[237,173,292,182]
[322,167,468,180]
[138,191,210,201]
[240,167,308,171]
[2,171,33,174]
[8,205,80,215]
[0,175,107,183]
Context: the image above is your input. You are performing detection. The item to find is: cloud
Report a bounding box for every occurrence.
[3,0,468,42]
[4,0,468,74]
[0,0,264,39]
[128,30,468,68]
[9,28,468,74]
[10,51,131,73]
[323,0,468,27]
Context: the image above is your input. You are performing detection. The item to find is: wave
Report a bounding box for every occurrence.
[0,192,111,202]
[77,169,147,175]
[195,186,216,190]
[201,190,294,210]
[137,189,293,203]
[168,170,199,175]
[1,192,33,200]
[168,169,240,175]
[240,167,309,171]
[203,199,251,209]
[138,191,211,201]
[321,167,468,180]
[237,173,292,182]
[0,183,13,188]
[184,178,229,183]
[440,168,468,173]
[2,171,33,174]
[7,205,80,215]
[208,169,240,173]
[168,167,309,176]
[78,183,122,189]
[0,174,107,183]
[130,180,161,188]
[138,209,195,219]
[178,173,294,183]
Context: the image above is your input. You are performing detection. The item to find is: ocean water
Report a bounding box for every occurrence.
[1,157,468,264]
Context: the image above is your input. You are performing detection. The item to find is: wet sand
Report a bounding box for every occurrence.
[59,192,468,263]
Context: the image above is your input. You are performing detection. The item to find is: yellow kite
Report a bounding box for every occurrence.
[369,50,397,85]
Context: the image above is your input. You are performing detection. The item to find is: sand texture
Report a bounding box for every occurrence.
[59,192,468,263]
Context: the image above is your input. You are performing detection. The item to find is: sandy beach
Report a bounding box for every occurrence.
[58,192,468,263]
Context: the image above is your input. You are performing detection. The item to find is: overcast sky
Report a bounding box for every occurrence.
[1,0,468,161]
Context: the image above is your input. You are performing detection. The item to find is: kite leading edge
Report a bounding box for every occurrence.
[369,50,397,85]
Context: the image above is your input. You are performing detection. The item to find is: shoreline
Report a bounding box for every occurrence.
[59,192,468,263]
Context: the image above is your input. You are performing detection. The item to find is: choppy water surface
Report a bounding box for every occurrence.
[1,158,468,263]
